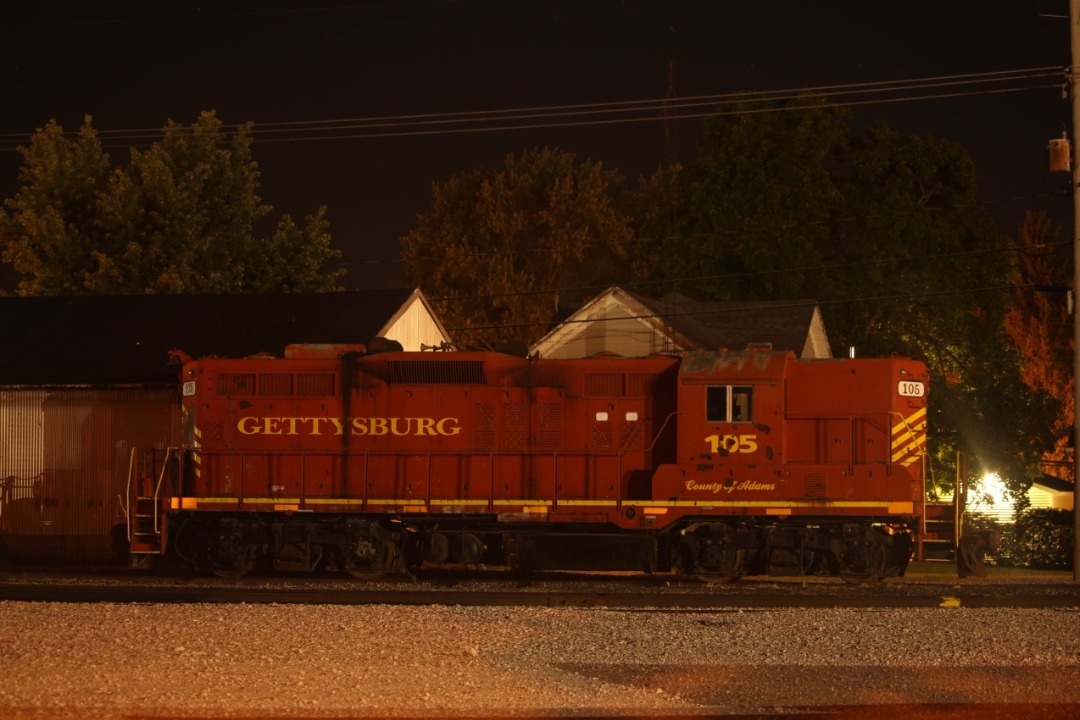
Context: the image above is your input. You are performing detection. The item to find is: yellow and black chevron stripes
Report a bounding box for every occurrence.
[192,426,202,479]
[891,408,927,468]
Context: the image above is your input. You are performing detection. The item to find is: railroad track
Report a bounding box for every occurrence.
[3,570,1079,608]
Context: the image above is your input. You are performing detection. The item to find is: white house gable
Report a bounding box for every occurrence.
[379,289,452,351]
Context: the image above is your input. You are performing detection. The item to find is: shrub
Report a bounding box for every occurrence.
[985,509,1074,570]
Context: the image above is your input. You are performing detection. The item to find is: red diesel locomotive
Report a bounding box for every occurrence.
[126,345,929,581]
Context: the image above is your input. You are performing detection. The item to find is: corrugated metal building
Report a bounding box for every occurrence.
[0,388,179,561]
[0,289,450,563]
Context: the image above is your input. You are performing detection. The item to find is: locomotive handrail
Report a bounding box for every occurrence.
[888,411,927,457]
[123,447,136,543]
[647,411,679,452]
[125,445,178,543]
[151,447,179,535]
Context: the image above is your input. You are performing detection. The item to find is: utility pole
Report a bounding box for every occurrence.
[662,58,678,167]
[1071,0,1080,582]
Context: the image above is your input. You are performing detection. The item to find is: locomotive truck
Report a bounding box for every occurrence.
[124,344,929,582]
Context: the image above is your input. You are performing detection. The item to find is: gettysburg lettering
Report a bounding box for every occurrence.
[237,416,462,436]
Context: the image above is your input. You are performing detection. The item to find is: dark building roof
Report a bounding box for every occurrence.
[1035,474,1075,494]
[0,290,418,385]
[626,291,824,355]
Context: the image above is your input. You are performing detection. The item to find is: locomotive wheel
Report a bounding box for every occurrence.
[838,544,888,585]
[672,542,695,577]
[420,532,450,564]
[958,533,989,578]
[346,536,402,577]
[206,533,256,579]
[672,529,743,583]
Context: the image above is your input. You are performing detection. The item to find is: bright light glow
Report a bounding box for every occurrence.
[970,472,1009,509]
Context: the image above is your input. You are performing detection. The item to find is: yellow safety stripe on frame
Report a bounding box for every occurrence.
[429,499,492,506]
[170,497,913,515]
[173,497,554,508]
[624,499,915,514]
[557,500,619,507]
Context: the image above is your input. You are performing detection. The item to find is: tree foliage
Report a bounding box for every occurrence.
[660,98,1051,497]
[1003,211,1073,483]
[665,100,846,300]
[833,123,1052,497]
[400,147,640,349]
[400,100,1055,499]
[0,111,344,295]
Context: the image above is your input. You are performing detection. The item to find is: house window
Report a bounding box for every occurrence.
[706,385,754,423]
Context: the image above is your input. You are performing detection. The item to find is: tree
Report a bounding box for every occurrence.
[832,126,1056,501]
[617,162,684,283]
[1003,211,1073,484]
[663,99,849,301]
[661,98,1048,499]
[400,147,637,349]
[0,111,344,295]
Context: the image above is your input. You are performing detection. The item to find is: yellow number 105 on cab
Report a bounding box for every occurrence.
[704,434,759,455]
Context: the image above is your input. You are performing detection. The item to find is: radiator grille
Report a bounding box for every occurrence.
[473,403,496,448]
[538,403,564,449]
[259,373,293,396]
[591,420,614,449]
[585,373,625,397]
[297,373,335,396]
[805,473,827,499]
[387,360,485,384]
[217,373,254,396]
[504,403,528,449]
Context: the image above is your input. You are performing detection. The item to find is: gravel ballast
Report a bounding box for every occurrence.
[1,600,1079,718]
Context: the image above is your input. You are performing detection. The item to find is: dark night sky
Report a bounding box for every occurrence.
[1,1,1074,291]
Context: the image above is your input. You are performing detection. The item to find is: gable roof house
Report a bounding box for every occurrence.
[530,287,832,360]
[0,289,449,563]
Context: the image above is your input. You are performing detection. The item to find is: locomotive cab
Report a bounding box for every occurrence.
[650,351,788,500]
[648,349,928,580]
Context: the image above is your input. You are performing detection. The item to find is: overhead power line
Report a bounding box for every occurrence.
[428,240,1073,306]
[448,282,1044,334]
[0,66,1064,150]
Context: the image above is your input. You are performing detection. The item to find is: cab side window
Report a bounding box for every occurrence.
[706,385,754,423]
[706,386,729,422]
[731,386,753,422]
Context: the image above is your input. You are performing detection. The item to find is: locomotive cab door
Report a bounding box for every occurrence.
[669,351,788,470]
[677,380,773,467]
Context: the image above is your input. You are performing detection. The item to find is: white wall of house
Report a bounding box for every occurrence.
[532,289,688,359]
[944,479,1073,524]
[379,290,452,351]
[802,307,833,359]
[543,311,672,358]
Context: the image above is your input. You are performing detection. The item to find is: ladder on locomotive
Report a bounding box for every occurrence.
[125,447,177,566]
